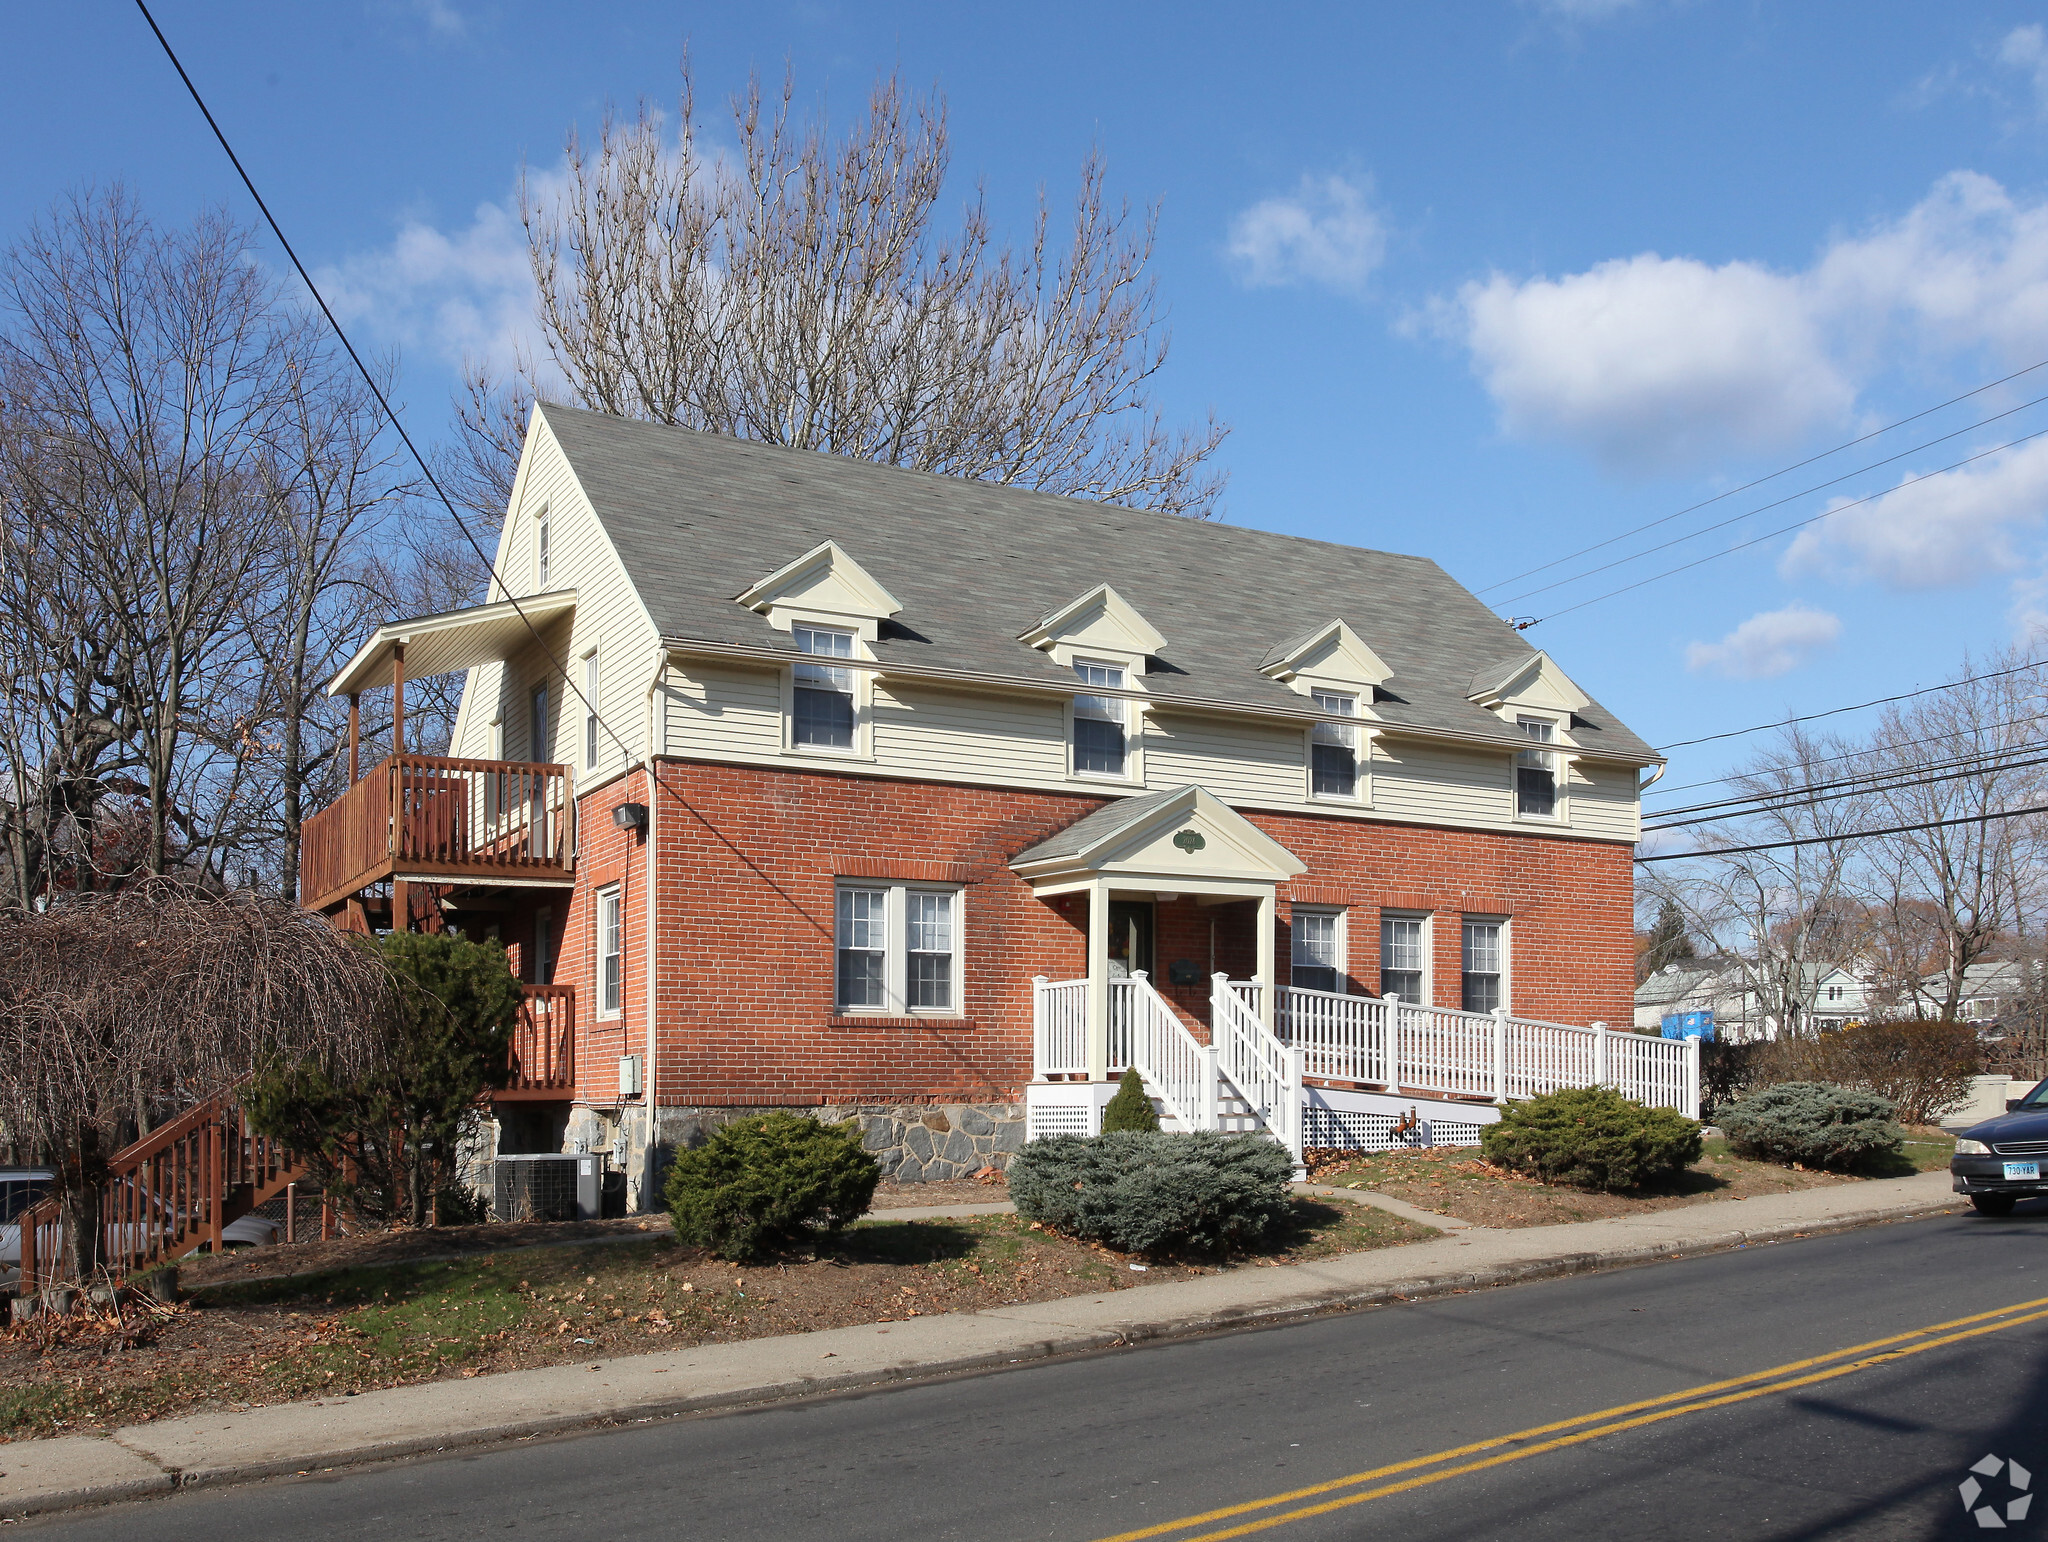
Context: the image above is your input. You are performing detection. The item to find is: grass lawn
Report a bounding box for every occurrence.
[1310,1127,1956,1229]
[0,1196,1430,1441]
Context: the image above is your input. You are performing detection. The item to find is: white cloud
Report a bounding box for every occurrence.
[1685,605,1843,680]
[1436,171,2048,475]
[2000,24,2048,113]
[1781,435,2048,589]
[314,182,557,392]
[1226,174,1386,293]
[1452,255,1850,474]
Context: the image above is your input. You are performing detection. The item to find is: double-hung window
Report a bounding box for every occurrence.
[1461,919,1504,1013]
[1291,909,1343,994]
[793,625,857,751]
[595,887,622,1017]
[1310,691,1360,799]
[1072,661,1127,777]
[582,651,600,770]
[535,509,551,590]
[1515,717,1559,818]
[530,683,550,762]
[835,884,962,1014]
[1380,913,1426,1004]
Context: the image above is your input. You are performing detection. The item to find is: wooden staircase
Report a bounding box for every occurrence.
[17,1077,310,1291]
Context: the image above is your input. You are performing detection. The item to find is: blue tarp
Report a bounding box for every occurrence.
[1661,1010,1715,1042]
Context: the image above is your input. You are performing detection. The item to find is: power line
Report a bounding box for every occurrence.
[1496,389,2048,608]
[1645,706,2048,799]
[1646,734,2048,819]
[134,3,836,939]
[1641,750,2048,833]
[1526,422,2048,627]
[1637,802,2048,864]
[1652,656,2048,754]
[1478,357,2048,597]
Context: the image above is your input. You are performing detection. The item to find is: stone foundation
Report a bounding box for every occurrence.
[648,1102,1025,1187]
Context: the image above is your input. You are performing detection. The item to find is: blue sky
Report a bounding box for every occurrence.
[15,2,2048,807]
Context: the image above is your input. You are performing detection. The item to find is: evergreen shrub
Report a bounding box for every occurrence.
[664,1111,880,1261]
[1717,1081,1905,1170]
[1479,1086,1702,1192]
[1006,1130,1293,1254]
[1099,1067,1161,1133]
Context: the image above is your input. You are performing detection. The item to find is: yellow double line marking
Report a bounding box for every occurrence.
[1092,1295,2048,1542]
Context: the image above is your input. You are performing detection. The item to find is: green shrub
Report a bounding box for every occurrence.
[1752,1021,1980,1125]
[664,1112,880,1261]
[1717,1081,1905,1170]
[1480,1086,1702,1192]
[1100,1067,1161,1133]
[1007,1131,1293,1255]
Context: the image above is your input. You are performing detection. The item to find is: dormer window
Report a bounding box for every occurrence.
[1310,691,1360,800]
[1516,717,1558,818]
[793,625,857,750]
[1072,661,1127,778]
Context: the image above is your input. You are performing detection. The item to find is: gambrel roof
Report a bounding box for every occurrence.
[538,405,1656,763]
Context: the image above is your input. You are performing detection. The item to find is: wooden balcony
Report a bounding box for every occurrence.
[497,984,576,1100]
[301,753,574,914]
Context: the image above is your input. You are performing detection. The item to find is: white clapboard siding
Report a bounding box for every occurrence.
[1143,712,1305,804]
[450,415,660,772]
[1369,738,1516,828]
[1566,760,1642,843]
[662,662,786,761]
[872,682,1072,783]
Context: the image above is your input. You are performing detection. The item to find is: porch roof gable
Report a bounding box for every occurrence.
[1009,784,1306,885]
[328,590,578,696]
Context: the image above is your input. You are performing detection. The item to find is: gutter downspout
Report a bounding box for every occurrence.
[639,653,664,1210]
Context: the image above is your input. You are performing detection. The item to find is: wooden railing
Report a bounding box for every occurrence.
[18,1077,305,1291]
[507,984,576,1093]
[300,753,573,911]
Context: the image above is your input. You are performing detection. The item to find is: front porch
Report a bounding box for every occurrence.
[1010,783,1699,1158]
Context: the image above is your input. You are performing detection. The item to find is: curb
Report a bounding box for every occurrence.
[4,1189,1964,1516]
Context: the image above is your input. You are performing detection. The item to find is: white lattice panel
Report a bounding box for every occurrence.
[1303,1107,1490,1152]
[1027,1103,1093,1140]
[1428,1120,1486,1148]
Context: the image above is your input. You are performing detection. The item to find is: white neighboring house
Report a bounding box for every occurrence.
[1810,966,1879,1031]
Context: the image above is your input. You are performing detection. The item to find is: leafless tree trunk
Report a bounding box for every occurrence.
[447,62,1225,539]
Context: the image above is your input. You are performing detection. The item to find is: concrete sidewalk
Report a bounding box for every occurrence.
[0,1170,1962,1518]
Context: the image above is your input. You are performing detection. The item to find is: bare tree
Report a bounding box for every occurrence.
[448,63,1226,535]
[0,883,389,1278]
[1859,648,2048,1019]
[1645,729,1870,1040]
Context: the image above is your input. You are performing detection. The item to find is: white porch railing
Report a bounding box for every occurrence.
[1211,975,1304,1166]
[1266,983,1699,1118]
[1032,977,1090,1076]
[1113,974,1213,1132]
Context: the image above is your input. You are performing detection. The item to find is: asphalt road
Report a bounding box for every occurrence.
[28,1202,2048,1542]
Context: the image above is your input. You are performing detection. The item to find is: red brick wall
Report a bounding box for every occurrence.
[581,762,1634,1107]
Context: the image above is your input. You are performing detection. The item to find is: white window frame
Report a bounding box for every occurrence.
[581,648,601,771]
[530,682,550,763]
[1379,910,1430,1005]
[1290,906,1347,994]
[833,881,964,1017]
[594,886,622,1018]
[1306,690,1365,803]
[1068,657,1142,783]
[784,624,870,759]
[1513,714,1566,823]
[534,502,552,591]
[1460,916,1508,1014]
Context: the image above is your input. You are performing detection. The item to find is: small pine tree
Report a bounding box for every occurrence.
[1100,1067,1161,1133]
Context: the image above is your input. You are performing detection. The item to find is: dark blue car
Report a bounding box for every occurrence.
[1952,1079,2048,1215]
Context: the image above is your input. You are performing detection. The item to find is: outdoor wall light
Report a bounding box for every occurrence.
[612,802,649,839]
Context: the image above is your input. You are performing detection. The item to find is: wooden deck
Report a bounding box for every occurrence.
[300,753,575,914]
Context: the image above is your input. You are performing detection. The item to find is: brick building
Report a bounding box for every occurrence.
[302,406,1679,1207]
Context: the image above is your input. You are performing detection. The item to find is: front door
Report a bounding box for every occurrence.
[1108,900,1155,980]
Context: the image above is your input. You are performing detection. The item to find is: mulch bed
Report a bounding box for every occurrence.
[0,1193,1428,1441]
[1306,1129,1956,1229]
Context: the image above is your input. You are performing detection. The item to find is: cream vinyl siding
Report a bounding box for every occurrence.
[662,661,785,760]
[1143,713,1303,804]
[872,681,1070,782]
[1369,737,1516,828]
[450,415,660,772]
[1566,760,1641,842]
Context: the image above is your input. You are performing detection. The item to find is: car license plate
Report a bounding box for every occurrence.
[2005,1161,2040,1182]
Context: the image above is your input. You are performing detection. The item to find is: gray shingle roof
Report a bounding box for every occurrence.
[541,406,1654,762]
[1009,786,1189,866]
